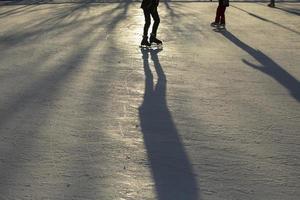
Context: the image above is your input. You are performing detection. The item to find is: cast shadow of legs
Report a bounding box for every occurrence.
[138,48,200,200]
[220,30,300,102]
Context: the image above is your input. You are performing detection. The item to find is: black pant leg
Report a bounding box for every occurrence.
[150,7,160,36]
[215,6,221,23]
[143,9,151,36]
[220,6,226,24]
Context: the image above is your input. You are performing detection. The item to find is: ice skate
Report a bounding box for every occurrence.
[150,34,163,47]
[210,22,219,27]
[140,36,151,48]
[268,3,275,7]
[217,23,226,30]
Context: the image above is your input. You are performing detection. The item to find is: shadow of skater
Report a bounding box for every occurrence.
[220,30,300,102]
[231,5,300,35]
[274,6,300,16]
[138,48,200,200]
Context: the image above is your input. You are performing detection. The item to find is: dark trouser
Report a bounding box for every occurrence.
[215,5,226,24]
[143,7,160,37]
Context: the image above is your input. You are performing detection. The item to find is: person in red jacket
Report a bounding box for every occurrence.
[140,0,163,47]
[211,0,229,29]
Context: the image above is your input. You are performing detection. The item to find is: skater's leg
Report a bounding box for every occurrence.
[143,9,151,37]
[150,7,160,36]
[141,9,151,46]
[268,0,275,7]
[215,5,221,23]
[220,6,226,25]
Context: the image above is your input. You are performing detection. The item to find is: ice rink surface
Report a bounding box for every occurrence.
[0,1,299,200]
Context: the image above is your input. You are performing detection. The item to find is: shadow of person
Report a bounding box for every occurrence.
[220,30,300,102]
[231,5,300,35]
[139,48,200,200]
[274,6,300,16]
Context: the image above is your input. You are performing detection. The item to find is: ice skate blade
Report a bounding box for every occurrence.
[213,27,227,32]
[139,45,150,48]
[210,23,219,27]
[139,44,163,50]
[150,44,163,50]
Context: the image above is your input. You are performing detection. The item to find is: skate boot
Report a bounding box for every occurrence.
[210,22,219,27]
[150,34,163,46]
[268,3,275,7]
[218,23,226,30]
[140,36,150,48]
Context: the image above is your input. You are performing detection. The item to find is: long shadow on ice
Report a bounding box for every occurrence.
[139,48,200,200]
[221,30,300,102]
[275,6,300,16]
[0,2,130,197]
[232,5,300,35]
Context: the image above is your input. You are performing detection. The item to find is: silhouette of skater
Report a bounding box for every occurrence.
[211,0,229,29]
[139,48,200,199]
[140,0,163,47]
